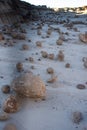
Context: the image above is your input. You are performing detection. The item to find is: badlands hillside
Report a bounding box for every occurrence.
[0,0,87,130]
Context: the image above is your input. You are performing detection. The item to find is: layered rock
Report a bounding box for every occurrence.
[0,0,32,24]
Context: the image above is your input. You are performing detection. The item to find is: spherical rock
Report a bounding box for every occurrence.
[79,33,87,43]
[76,84,86,89]
[36,41,42,47]
[22,44,29,50]
[0,112,9,121]
[72,111,83,124]
[47,67,54,74]
[28,57,34,62]
[11,73,46,98]
[65,63,70,68]
[57,50,64,61]
[41,51,48,58]
[3,95,19,113]
[56,39,63,45]
[16,62,23,72]
[2,85,10,94]
[3,123,17,130]
[48,54,54,60]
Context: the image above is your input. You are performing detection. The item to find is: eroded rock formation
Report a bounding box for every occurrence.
[0,0,32,24]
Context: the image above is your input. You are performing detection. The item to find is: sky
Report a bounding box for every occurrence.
[22,0,87,8]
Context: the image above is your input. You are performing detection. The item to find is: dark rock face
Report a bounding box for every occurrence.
[0,0,32,24]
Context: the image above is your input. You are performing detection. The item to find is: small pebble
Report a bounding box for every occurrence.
[2,85,10,94]
[76,84,86,89]
[47,67,54,74]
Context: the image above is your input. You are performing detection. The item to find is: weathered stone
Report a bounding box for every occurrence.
[0,0,33,24]
[65,63,70,68]
[36,41,42,47]
[76,84,86,89]
[47,67,54,74]
[0,112,9,121]
[79,33,87,43]
[72,111,83,124]
[22,44,29,50]
[3,95,19,113]
[16,62,23,72]
[3,123,17,130]
[11,72,46,98]
[56,39,63,45]
[48,54,54,60]
[2,85,10,94]
[41,51,48,58]
[57,50,64,61]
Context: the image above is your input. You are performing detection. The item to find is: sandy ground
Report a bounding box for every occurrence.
[0,11,87,130]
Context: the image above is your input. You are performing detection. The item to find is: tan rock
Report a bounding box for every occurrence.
[48,54,54,60]
[3,95,19,113]
[22,44,29,50]
[41,51,48,58]
[36,41,42,47]
[3,123,17,130]
[72,111,83,124]
[0,112,9,121]
[57,50,64,61]
[47,74,57,83]
[56,39,63,45]
[79,33,87,43]
[16,62,23,72]
[47,67,54,74]
[2,85,10,94]
[11,73,46,98]
[28,57,34,62]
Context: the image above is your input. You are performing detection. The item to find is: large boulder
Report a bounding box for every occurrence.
[11,72,46,99]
